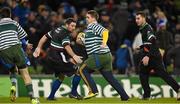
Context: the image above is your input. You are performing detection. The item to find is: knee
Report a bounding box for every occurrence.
[9,66,16,74]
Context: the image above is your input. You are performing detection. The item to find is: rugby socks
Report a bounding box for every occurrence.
[9,66,17,86]
[48,79,62,99]
[10,73,17,86]
[70,74,81,95]
[100,70,129,100]
[26,84,34,99]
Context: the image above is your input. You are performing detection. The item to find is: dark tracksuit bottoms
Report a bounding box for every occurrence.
[139,52,180,98]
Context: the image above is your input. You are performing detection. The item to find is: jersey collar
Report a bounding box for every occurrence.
[87,21,98,28]
[140,22,148,30]
[61,25,72,36]
[0,18,12,21]
[62,25,70,32]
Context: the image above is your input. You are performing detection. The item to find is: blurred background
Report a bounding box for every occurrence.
[0,0,180,76]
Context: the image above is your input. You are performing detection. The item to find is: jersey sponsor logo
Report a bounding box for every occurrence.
[55,29,60,34]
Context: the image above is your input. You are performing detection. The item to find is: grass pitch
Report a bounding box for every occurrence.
[0,97,179,104]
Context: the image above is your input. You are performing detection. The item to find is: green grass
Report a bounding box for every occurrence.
[0,97,179,104]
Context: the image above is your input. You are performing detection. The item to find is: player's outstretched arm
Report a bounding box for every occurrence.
[64,45,83,64]
[33,35,48,57]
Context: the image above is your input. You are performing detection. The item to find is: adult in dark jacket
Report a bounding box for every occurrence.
[135,11,180,100]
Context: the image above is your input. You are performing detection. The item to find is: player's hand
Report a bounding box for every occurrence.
[73,55,83,64]
[26,43,33,50]
[26,43,33,54]
[142,56,149,66]
[33,47,41,58]
[69,58,76,65]
[100,43,107,48]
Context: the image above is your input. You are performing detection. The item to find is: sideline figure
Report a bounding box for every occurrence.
[135,11,180,100]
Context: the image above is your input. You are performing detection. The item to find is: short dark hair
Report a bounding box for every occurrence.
[0,7,11,18]
[136,11,146,18]
[64,18,76,25]
[87,10,99,20]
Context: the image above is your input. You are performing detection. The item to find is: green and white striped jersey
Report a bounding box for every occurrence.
[84,22,110,55]
[0,18,27,50]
